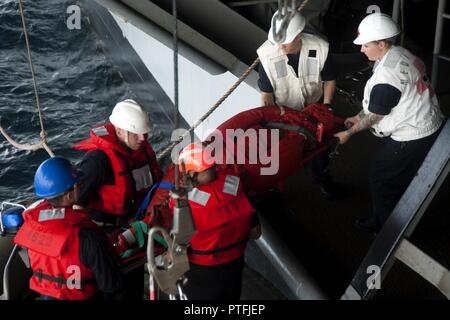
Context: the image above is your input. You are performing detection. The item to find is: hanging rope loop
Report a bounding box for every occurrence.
[0,0,55,158]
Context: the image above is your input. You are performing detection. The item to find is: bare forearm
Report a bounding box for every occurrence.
[357,109,365,119]
[346,112,384,137]
[261,92,275,106]
[323,80,336,105]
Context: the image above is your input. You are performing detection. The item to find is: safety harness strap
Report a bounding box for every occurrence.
[265,121,317,149]
[33,269,94,289]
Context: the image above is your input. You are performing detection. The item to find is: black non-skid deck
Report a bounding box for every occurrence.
[256,91,450,299]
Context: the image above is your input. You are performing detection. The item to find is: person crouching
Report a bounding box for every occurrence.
[14,157,124,300]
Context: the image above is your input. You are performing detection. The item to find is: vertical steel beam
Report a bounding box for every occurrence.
[432,0,447,88]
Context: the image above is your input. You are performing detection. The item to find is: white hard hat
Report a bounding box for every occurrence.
[268,11,306,45]
[354,13,400,45]
[109,99,151,134]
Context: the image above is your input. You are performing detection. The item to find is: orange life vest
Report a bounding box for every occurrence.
[73,123,162,215]
[171,168,255,266]
[14,200,99,300]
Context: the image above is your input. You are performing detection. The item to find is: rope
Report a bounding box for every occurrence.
[0,124,55,156]
[297,0,311,12]
[173,0,179,129]
[18,0,45,139]
[156,58,260,161]
[0,0,55,157]
[156,0,311,161]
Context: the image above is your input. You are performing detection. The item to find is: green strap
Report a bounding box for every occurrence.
[120,221,168,259]
[130,221,147,248]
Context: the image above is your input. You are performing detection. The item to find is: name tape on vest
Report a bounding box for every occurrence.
[38,208,66,222]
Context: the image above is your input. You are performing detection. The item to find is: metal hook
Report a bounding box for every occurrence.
[271,0,297,44]
[177,282,187,300]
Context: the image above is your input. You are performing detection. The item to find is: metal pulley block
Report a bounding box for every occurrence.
[146,226,190,296]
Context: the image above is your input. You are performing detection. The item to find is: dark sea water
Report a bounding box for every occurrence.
[0,0,164,202]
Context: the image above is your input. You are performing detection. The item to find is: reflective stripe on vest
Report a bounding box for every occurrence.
[223,175,240,196]
[188,175,240,205]
[188,188,211,206]
[38,208,66,222]
[131,164,153,191]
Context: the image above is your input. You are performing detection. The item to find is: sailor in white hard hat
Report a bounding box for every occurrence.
[257,10,336,111]
[257,10,338,199]
[334,13,444,233]
[73,99,163,300]
[73,99,162,224]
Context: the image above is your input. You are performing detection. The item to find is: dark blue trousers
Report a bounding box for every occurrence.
[183,256,244,300]
[369,127,441,231]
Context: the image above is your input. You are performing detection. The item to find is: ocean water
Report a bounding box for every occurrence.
[0,0,164,202]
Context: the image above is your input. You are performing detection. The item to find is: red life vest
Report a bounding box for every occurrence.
[171,168,255,266]
[73,123,162,215]
[14,200,99,300]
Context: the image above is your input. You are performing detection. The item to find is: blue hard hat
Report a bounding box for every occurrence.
[34,157,82,199]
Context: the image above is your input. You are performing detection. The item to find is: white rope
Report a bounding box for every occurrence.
[0,0,55,157]
[0,124,55,157]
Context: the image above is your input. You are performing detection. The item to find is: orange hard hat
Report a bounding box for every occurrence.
[178,143,216,173]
